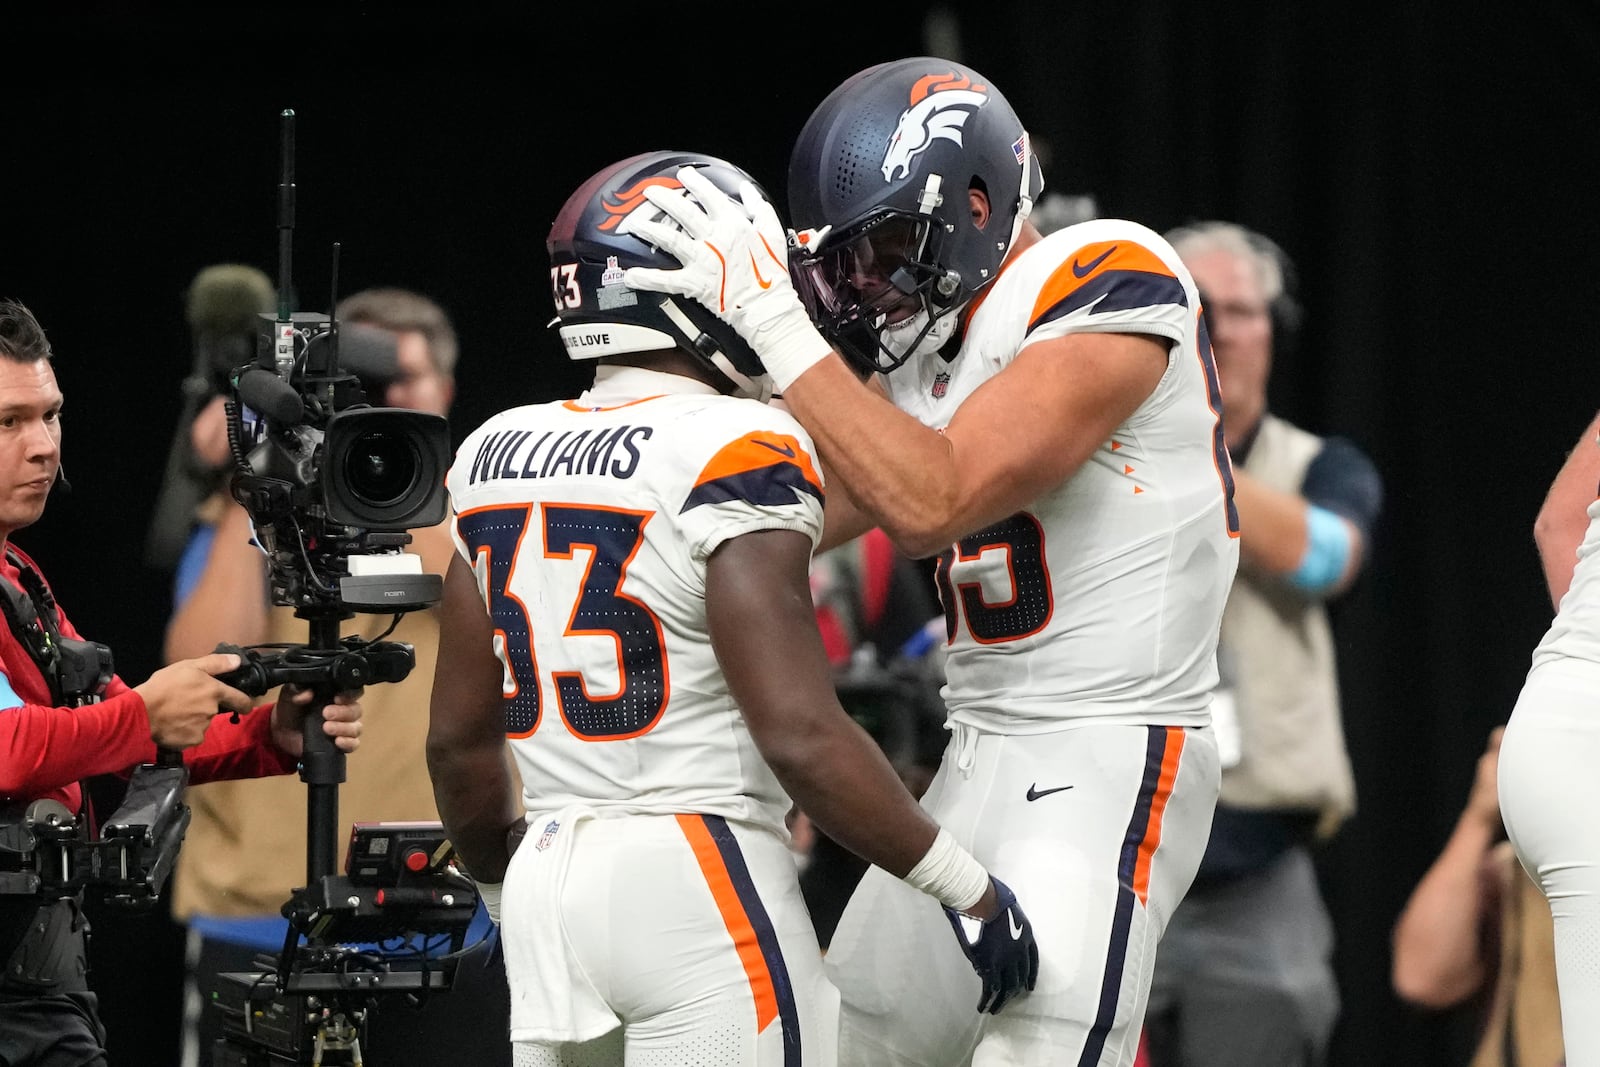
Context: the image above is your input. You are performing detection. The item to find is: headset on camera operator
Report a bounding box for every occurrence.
[0,298,364,1067]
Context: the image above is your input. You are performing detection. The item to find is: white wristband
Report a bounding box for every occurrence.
[475,880,503,924]
[903,828,990,913]
[746,300,833,393]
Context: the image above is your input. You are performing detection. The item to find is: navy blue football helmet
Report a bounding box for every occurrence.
[547,150,774,400]
[787,58,1045,376]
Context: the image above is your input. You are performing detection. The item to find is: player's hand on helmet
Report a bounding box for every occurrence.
[135,652,256,749]
[269,684,364,758]
[943,875,1040,1015]
[624,165,832,391]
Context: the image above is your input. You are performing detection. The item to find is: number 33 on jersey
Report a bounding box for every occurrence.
[444,373,825,831]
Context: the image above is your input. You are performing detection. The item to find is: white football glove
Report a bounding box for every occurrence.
[624,165,833,392]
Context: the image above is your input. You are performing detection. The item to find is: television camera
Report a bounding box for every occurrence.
[202,109,476,1065]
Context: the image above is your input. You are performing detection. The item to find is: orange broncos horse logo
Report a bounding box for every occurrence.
[598,176,683,233]
[882,71,989,182]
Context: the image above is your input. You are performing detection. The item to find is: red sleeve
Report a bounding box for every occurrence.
[183,702,298,783]
[0,695,295,796]
[52,596,296,782]
[0,690,155,797]
[0,553,293,801]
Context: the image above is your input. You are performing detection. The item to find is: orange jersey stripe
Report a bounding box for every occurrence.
[693,432,823,495]
[561,394,666,413]
[1031,241,1178,326]
[676,813,779,1031]
[1131,727,1185,904]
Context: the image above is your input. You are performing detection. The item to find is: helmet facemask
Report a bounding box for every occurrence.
[792,208,966,376]
[788,58,1047,377]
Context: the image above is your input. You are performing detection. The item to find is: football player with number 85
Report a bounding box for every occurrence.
[624,58,1237,1066]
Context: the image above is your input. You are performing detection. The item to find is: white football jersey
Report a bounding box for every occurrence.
[882,218,1240,732]
[446,365,825,837]
[1532,495,1600,671]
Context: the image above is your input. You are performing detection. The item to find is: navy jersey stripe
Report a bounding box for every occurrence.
[681,463,825,514]
[701,814,803,1064]
[1033,270,1189,332]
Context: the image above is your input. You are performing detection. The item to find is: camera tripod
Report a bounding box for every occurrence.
[207,609,480,1066]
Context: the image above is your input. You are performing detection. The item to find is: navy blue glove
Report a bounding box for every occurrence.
[942,875,1040,1014]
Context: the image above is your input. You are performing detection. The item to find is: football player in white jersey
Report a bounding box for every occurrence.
[426,151,1037,1067]
[1499,408,1600,1065]
[624,60,1236,1067]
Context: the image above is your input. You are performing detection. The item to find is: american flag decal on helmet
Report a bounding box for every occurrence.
[932,371,951,398]
[1013,132,1028,165]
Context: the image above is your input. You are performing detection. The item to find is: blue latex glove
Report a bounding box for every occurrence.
[943,875,1040,1014]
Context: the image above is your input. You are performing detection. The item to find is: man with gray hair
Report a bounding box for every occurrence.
[1142,222,1383,1067]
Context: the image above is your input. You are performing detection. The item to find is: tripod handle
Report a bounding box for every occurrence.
[300,692,348,787]
[212,641,275,697]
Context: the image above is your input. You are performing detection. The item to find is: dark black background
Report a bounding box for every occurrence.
[6,4,1597,1065]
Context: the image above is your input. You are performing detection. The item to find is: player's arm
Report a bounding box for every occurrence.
[708,526,950,877]
[623,168,1163,558]
[817,462,877,553]
[709,524,1036,1012]
[427,552,522,887]
[1533,408,1600,608]
[783,333,1167,559]
[787,335,1164,556]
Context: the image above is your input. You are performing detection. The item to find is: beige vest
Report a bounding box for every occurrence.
[1216,415,1357,838]
[171,522,454,919]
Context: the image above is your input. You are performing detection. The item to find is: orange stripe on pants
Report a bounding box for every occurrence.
[676,814,779,1031]
[1132,728,1185,904]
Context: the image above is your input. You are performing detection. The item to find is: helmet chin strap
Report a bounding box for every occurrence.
[657,297,773,402]
[710,352,774,403]
[1007,132,1043,253]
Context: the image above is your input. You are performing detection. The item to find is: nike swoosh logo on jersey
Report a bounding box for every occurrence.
[1025,783,1074,801]
[754,439,796,458]
[1071,245,1118,278]
[750,253,774,290]
[1008,911,1025,939]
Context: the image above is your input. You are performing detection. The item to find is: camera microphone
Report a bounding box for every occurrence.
[235,367,306,425]
[186,265,275,390]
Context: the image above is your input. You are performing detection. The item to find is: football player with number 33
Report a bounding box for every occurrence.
[624,59,1238,1066]
[427,150,1037,1067]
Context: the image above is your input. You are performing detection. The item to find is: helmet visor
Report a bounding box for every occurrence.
[792,213,932,326]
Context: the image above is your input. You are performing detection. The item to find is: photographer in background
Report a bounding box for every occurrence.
[0,297,364,1067]
[161,287,511,1067]
[144,263,277,590]
[1143,223,1383,1067]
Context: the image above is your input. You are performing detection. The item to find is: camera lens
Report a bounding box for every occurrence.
[341,430,418,506]
[324,407,450,530]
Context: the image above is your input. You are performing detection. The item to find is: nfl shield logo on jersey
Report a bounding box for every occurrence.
[535,819,561,852]
[932,372,951,399]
